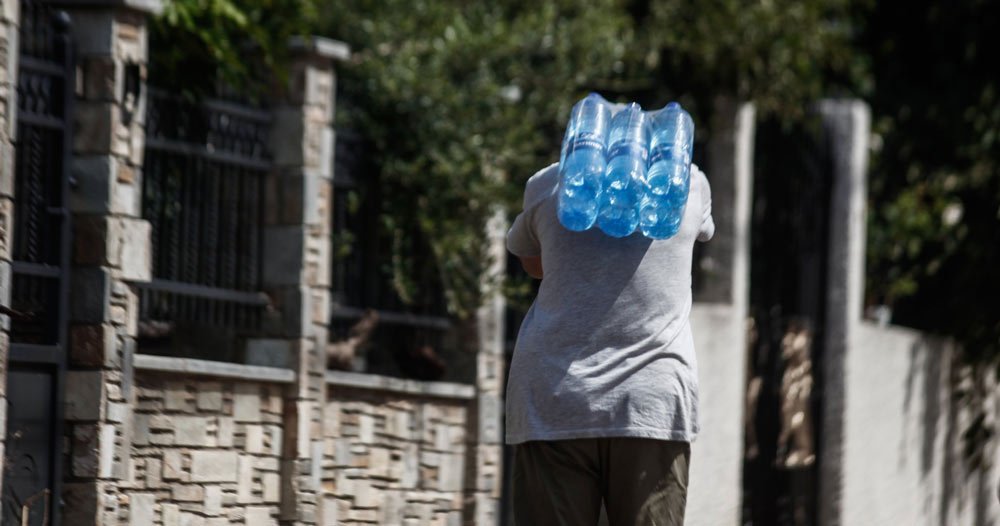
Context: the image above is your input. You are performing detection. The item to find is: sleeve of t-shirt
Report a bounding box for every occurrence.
[506,164,557,257]
[693,164,715,242]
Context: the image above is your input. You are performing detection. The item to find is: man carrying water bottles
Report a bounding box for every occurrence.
[504,141,714,524]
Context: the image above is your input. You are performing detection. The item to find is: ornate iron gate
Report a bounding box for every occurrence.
[3,1,74,524]
[742,115,832,526]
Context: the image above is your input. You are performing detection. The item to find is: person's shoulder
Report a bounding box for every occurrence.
[522,163,559,210]
[690,163,709,191]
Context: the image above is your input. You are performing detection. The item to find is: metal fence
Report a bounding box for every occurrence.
[330,129,452,380]
[138,90,270,347]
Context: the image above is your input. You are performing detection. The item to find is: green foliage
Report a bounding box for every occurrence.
[615,0,865,122]
[321,0,630,317]
[861,0,1000,367]
[150,0,315,97]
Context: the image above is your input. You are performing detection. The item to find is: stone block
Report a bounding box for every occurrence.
[0,141,14,198]
[128,493,155,526]
[244,339,293,369]
[179,511,206,526]
[165,381,189,411]
[245,424,264,453]
[70,323,119,367]
[269,426,282,456]
[218,417,235,447]
[269,108,307,168]
[438,453,464,492]
[98,423,115,477]
[66,11,115,55]
[196,382,223,411]
[233,383,262,422]
[173,483,204,502]
[79,55,119,101]
[262,472,280,503]
[204,485,223,515]
[64,370,106,421]
[236,454,254,503]
[190,451,239,483]
[162,504,180,526]
[115,217,152,281]
[174,416,210,446]
[245,506,272,526]
[261,226,305,285]
[73,101,117,154]
[477,393,502,445]
[70,155,124,214]
[353,479,378,508]
[162,450,183,480]
[70,266,111,323]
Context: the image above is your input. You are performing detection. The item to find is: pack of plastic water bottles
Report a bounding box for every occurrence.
[557,93,694,239]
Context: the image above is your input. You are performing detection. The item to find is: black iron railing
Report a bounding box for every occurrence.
[138,90,270,334]
[329,129,452,380]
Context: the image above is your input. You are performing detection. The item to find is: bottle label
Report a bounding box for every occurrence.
[567,133,605,152]
[607,142,649,161]
[649,144,676,164]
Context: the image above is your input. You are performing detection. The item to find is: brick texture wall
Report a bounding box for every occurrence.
[127,373,286,525]
[321,387,471,525]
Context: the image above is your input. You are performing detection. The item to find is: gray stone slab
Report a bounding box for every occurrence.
[128,492,155,526]
[325,370,475,400]
[133,354,294,383]
[190,451,239,483]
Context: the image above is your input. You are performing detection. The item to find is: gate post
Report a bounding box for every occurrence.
[257,35,348,525]
[0,0,20,505]
[816,99,871,526]
[55,0,161,523]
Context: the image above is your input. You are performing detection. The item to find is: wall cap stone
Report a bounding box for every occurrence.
[288,35,351,62]
[133,354,295,383]
[50,0,164,15]
[326,370,475,400]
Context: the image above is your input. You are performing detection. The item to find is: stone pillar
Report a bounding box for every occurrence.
[57,1,160,522]
[684,97,755,526]
[0,0,19,502]
[816,99,870,526]
[259,35,348,525]
[701,96,756,310]
[464,206,507,525]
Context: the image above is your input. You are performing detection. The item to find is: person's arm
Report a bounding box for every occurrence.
[519,255,543,279]
[507,164,557,279]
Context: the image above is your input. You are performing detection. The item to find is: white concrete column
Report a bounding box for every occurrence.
[686,97,755,526]
[816,98,871,526]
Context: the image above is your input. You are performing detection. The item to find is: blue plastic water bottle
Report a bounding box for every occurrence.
[640,103,694,239]
[558,94,612,231]
[597,103,649,238]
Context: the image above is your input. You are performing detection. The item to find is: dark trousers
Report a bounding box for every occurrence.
[512,438,690,526]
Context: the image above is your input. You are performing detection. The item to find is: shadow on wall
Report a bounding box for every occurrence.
[900,333,999,526]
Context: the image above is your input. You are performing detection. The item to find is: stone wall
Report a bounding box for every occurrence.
[0,0,18,496]
[837,323,1000,526]
[126,363,290,525]
[322,371,475,525]
[61,2,159,522]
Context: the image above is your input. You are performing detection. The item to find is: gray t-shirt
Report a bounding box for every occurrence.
[505,162,714,445]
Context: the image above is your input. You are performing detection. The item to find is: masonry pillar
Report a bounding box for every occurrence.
[816,99,870,526]
[683,97,755,526]
[259,35,348,525]
[463,205,507,525]
[57,1,160,522]
[0,0,19,502]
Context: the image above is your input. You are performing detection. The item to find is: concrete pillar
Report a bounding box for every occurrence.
[464,206,507,525]
[57,0,160,522]
[816,99,871,526]
[0,0,19,503]
[685,97,755,526]
[259,35,348,525]
[701,96,756,310]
